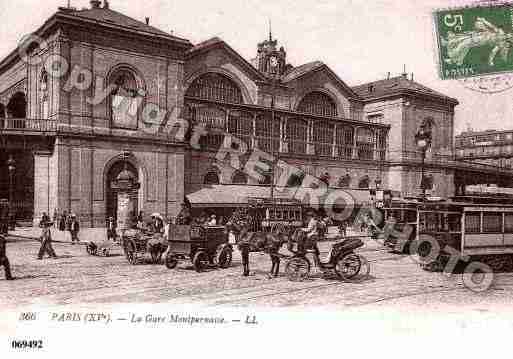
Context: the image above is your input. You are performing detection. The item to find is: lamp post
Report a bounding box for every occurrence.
[415,129,431,201]
[7,155,16,230]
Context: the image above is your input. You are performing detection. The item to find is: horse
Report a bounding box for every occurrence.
[226,221,290,278]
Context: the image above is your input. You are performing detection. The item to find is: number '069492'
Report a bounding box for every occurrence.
[11,340,43,350]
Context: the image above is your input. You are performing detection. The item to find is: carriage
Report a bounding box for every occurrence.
[122,229,167,265]
[164,224,233,272]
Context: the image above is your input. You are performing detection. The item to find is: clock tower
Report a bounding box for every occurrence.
[254,27,287,77]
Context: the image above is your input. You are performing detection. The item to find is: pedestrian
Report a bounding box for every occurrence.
[0,234,13,280]
[69,213,80,244]
[37,216,57,260]
[52,209,58,229]
[59,210,67,231]
[106,216,116,241]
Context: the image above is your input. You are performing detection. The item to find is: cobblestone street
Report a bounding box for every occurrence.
[2,237,512,311]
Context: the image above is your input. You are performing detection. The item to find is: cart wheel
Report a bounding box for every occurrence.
[102,248,110,257]
[335,253,361,280]
[193,251,208,272]
[285,257,310,282]
[165,253,178,269]
[217,246,233,268]
[125,240,137,265]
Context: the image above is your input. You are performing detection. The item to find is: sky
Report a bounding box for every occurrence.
[0,0,511,134]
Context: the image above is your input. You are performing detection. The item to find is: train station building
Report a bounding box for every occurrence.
[1,1,511,227]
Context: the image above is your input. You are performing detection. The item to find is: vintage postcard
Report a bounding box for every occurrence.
[1,0,513,357]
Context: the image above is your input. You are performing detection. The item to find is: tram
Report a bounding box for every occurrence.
[382,192,513,268]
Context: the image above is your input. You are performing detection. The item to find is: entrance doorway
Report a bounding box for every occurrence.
[106,161,139,221]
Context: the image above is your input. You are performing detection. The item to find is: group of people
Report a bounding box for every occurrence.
[52,210,81,244]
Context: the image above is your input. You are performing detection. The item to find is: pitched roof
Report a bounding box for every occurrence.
[64,6,189,44]
[281,61,324,82]
[186,37,266,81]
[352,75,458,104]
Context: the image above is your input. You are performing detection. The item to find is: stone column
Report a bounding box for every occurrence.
[352,126,359,159]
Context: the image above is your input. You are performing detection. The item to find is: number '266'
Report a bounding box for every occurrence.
[443,14,463,31]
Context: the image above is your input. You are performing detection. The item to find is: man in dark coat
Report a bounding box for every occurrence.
[69,214,80,244]
[0,234,13,280]
[106,216,117,241]
[37,216,57,259]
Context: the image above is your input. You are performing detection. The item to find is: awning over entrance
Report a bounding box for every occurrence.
[186,185,372,208]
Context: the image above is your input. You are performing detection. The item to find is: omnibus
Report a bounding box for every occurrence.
[247,197,303,232]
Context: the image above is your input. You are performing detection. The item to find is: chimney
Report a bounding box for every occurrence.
[387,72,390,80]
[145,17,150,25]
[103,0,110,9]
[411,72,414,81]
[90,0,101,8]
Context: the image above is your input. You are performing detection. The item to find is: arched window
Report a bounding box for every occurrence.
[109,68,142,129]
[255,114,280,153]
[338,174,351,188]
[228,110,253,149]
[204,171,220,185]
[232,171,248,184]
[313,121,334,156]
[7,92,27,118]
[356,127,375,160]
[297,91,337,117]
[358,175,370,189]
[336,126,354,159]
[186,73,243,104]
[286,118,308,154]
[40,70,49,119]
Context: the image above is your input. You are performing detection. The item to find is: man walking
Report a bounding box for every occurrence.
[37,216,57,260]
[0,234,13,280]
[106,216,116,241]
[69,214,80,244]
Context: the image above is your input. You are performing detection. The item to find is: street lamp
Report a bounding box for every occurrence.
[415,128,431,201]
[7,155,16,230]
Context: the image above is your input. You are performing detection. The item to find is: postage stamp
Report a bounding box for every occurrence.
[434,3,513,80]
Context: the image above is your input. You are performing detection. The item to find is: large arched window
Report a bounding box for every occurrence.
[255,114,280,153]
[109,68,143,129]
[287,118,308,154]
[297,91,337,117]
[204,171,220,185]
[186,73,243,104]
[356,127,375,160]
[336,125,354,159]
[313,120,334,156]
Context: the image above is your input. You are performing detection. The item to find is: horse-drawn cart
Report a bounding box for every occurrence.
[165,224,233,272]
[122,229,167,265]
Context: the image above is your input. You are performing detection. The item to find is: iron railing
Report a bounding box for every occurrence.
[0,118,56,132]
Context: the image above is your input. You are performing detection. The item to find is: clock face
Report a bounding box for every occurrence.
[269,56,278,68]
